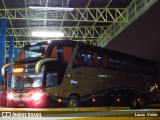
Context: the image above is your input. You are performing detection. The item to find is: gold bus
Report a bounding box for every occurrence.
[1,40,158,108]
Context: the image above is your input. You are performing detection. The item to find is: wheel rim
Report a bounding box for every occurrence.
[69,99,77,107]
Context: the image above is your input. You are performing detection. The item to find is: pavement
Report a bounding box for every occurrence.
[0,104,160,120]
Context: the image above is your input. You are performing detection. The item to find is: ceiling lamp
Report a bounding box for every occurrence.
[31,31,64,37]
[29,6,74,11]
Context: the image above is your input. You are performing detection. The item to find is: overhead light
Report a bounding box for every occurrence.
[31,31,64,37]
[29,6,74,11]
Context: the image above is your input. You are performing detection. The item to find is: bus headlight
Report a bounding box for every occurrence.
[7,92,14,100]
[31,92,43,101]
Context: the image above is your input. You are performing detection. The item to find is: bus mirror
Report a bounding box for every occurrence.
[1,63,14,76]
[35,58,57,74]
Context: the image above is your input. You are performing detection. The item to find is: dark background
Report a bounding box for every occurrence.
[107,1,160,85]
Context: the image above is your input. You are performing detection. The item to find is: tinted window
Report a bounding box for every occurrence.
[74,48,92,67]
[93,52,107,68]
[50,46,72,63]
[121,60,133,72]
[108,57,121,70]
[17,44,48,61]
[46,73,58,87]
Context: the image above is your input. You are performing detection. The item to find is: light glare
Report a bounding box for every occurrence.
[7,93,14,100]
[31,31,64,37]
[13,68,24,73]
[29,6,74,11]
[31,92,42,101]
[58,99,62,102]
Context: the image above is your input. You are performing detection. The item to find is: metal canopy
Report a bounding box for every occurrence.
[0,0,157,52]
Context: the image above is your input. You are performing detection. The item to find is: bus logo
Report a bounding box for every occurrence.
[70,80,78,84]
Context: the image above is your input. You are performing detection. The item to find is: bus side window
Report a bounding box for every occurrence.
[73,54,84,67]
[41,44,49,58]
[102,54,107,68]
[93,52,98,67]
[98,53,107,68]
[63,47,72,63]
[57,46,63,61]
[73,49,92,67]
[50,46,57,58]
[84,51,92,66]
[108,57,121,70]
[50,46,63,61]
[121,59,133,72]
[93,52,104,68]
[17,50,25,61]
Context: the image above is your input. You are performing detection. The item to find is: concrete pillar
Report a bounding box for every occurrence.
[0,18,7,82]
[13,47,19,62]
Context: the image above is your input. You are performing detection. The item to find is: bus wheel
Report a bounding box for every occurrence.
[138,98,145,109]
[67,95,80,108]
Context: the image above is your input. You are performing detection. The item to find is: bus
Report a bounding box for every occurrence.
[0,40,158,108]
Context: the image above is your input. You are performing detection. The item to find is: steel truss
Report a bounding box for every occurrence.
[0,8,127,22]
[6,26,110,38]
[1,0,158,51]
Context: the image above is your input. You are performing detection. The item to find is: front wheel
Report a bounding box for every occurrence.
[137,98,145,109]
[130,98,145,109]
[67,95,81,108]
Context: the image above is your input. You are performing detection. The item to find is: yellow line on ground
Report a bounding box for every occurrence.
[147,104,160,107]
[68,117,160,120]
[0,106,130,112]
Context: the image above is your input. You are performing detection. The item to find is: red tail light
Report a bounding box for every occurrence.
[92,98,96,102]
[116,98,120,102]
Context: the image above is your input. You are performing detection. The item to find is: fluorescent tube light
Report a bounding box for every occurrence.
[31,31,64,37]
[29,6,74,11]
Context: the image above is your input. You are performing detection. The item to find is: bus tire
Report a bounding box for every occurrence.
[67,95,80,108]
[138,98,145,109]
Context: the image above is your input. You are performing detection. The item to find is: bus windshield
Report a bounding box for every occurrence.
[11,73,43,90]
[17,43,48,61]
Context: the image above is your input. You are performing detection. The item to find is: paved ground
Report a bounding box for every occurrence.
[0,104,160,120]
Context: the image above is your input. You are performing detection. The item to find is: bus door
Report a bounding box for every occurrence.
[45,71,59,97]
[69,70,84,92]
[70,49,91,93]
